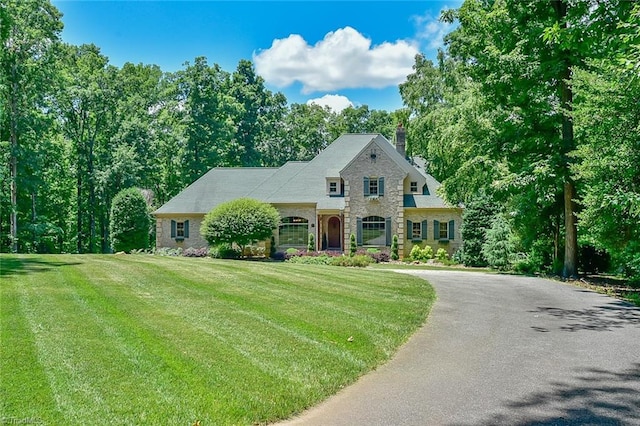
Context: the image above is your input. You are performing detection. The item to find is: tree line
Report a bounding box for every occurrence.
[399,0,639,282]
[0,0,402,254]
[2,0,638,283]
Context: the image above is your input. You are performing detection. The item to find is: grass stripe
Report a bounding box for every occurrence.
[1,254,434,425]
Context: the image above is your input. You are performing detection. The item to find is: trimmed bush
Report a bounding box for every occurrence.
[269,236,276,258]
[482,215,515,271]
[110,187,150,253]
[391,235,399,260]
[436,248,449,262]
[201,198,279,256]
[331,254,373,267]
[307,233,315,252]
[410,244,433,263]
[349,234,357,257]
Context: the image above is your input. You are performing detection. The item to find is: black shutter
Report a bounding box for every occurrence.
[385,217,392,246]
[171,220,176,238]
[184,220,190,238]
[434,220,440,240]
[449,220,455,240]
[407,220,412,240]
[363,177,370,196]
[379,177,385,196]
[356,217,363,245]
[422,220,428,240]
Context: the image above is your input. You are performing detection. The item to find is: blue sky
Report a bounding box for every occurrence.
[52,1,461,112]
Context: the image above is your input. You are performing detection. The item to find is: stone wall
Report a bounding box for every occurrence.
[404,208,463,257]
[341,140,406,250]
[155,215,207,250]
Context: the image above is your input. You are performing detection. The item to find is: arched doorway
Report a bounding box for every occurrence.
[327,216,341,250]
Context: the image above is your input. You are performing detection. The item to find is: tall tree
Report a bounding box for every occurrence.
[1,0,62,252]
[437,0,633,277]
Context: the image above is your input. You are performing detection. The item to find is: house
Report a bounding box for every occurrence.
[153,125,463,258]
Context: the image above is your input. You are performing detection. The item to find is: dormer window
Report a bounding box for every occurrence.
[410,181,418,192]
[329,182,337,193]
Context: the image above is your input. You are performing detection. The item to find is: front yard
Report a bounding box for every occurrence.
[1,254,435,425]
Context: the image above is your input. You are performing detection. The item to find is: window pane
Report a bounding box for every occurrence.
[362,216,385,245]
[369,179,378,195]
[439,222,448,239]
[176,222,185,237]
[412,222,421,239]
[410,182,418,192]
[279,217,309,246]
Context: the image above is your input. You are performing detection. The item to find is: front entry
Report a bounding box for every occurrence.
[327,216,341,250]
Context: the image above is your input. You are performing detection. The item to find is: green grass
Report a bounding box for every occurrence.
[1,254,435,425]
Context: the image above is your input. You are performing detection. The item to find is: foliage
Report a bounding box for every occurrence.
[330,254,374,268]
[409,244,433,263]
[209,244,241,259]
[200,198,279,255]
[349,234,357,257]
[182,247,209,258]
[155,247,182,256]
[460,191,496,267]
[109,188,150,252]
[482,215,515,271]
[391,235,399,260]
[269,235,276,258]
[307,233,315,252]
[436,248,449,262]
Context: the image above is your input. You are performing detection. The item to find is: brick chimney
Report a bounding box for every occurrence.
[396,123,406,158]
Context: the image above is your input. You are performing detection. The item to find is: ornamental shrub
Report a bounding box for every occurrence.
[410,244,433,262]
[436,248,449,262]
[307,233,315,252]
[349,234,357,257]
[110,187,150,253]
[391,235,399,260]
[201,198,279,257]
[482,215,515,271]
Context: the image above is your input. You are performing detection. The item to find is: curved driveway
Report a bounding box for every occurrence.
[282,270,640,425]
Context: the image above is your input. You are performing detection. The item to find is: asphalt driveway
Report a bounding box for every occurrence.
[281,270,640,425]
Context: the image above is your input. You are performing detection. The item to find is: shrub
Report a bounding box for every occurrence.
[436,248,449,262]
[269,236,276,258]
[331,254,373,267]
[391,235,399,260]
[109,187,150,253]
[210,244,241,259]
[482,215,515,271]
[201,198,279,256]
[156,247,182,256]
[287,254,334,265]
[271,251,286,261]
[369,251,390,263]
[243,245,266,257]
[410,244,433,263]
[183,247,209,257]
[349,234,357,257]
[307,233,315,252]
[460,191,497,267]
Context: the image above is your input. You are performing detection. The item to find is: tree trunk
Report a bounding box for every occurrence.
[9,66,19,253]
[552,0,579,278]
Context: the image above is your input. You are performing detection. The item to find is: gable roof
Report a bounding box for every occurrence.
[154,167,278,214]
[154,133,452,215]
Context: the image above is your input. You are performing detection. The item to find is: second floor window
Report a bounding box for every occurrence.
[364,177,384,196]
[329,182,337,193]
[410,181,418,192]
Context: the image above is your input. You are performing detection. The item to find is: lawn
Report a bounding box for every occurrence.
[0,254,435,425]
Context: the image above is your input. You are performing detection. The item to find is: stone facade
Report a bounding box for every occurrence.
[156,215,208,250]
[341,140,406,251]
[404,208,463,257]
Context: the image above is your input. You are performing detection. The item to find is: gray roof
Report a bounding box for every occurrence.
[154,133,451,215]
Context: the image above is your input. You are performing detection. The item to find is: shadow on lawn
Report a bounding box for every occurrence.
[470,364,640,426]
[0,256,83,278]
[529,301,640,332]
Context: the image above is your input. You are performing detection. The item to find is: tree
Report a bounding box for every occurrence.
[482,215,515,271]
[200,198,279,255]
[460,192,497,267]
[1,0,63,252]
[109,187,150,252]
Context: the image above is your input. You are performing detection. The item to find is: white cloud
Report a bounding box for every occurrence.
[411,10,456,50]
[253,27,419,94]
[306,94,353,113]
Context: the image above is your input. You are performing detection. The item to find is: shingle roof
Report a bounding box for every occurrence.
[153,168,278,214]
[154,133,452,215]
